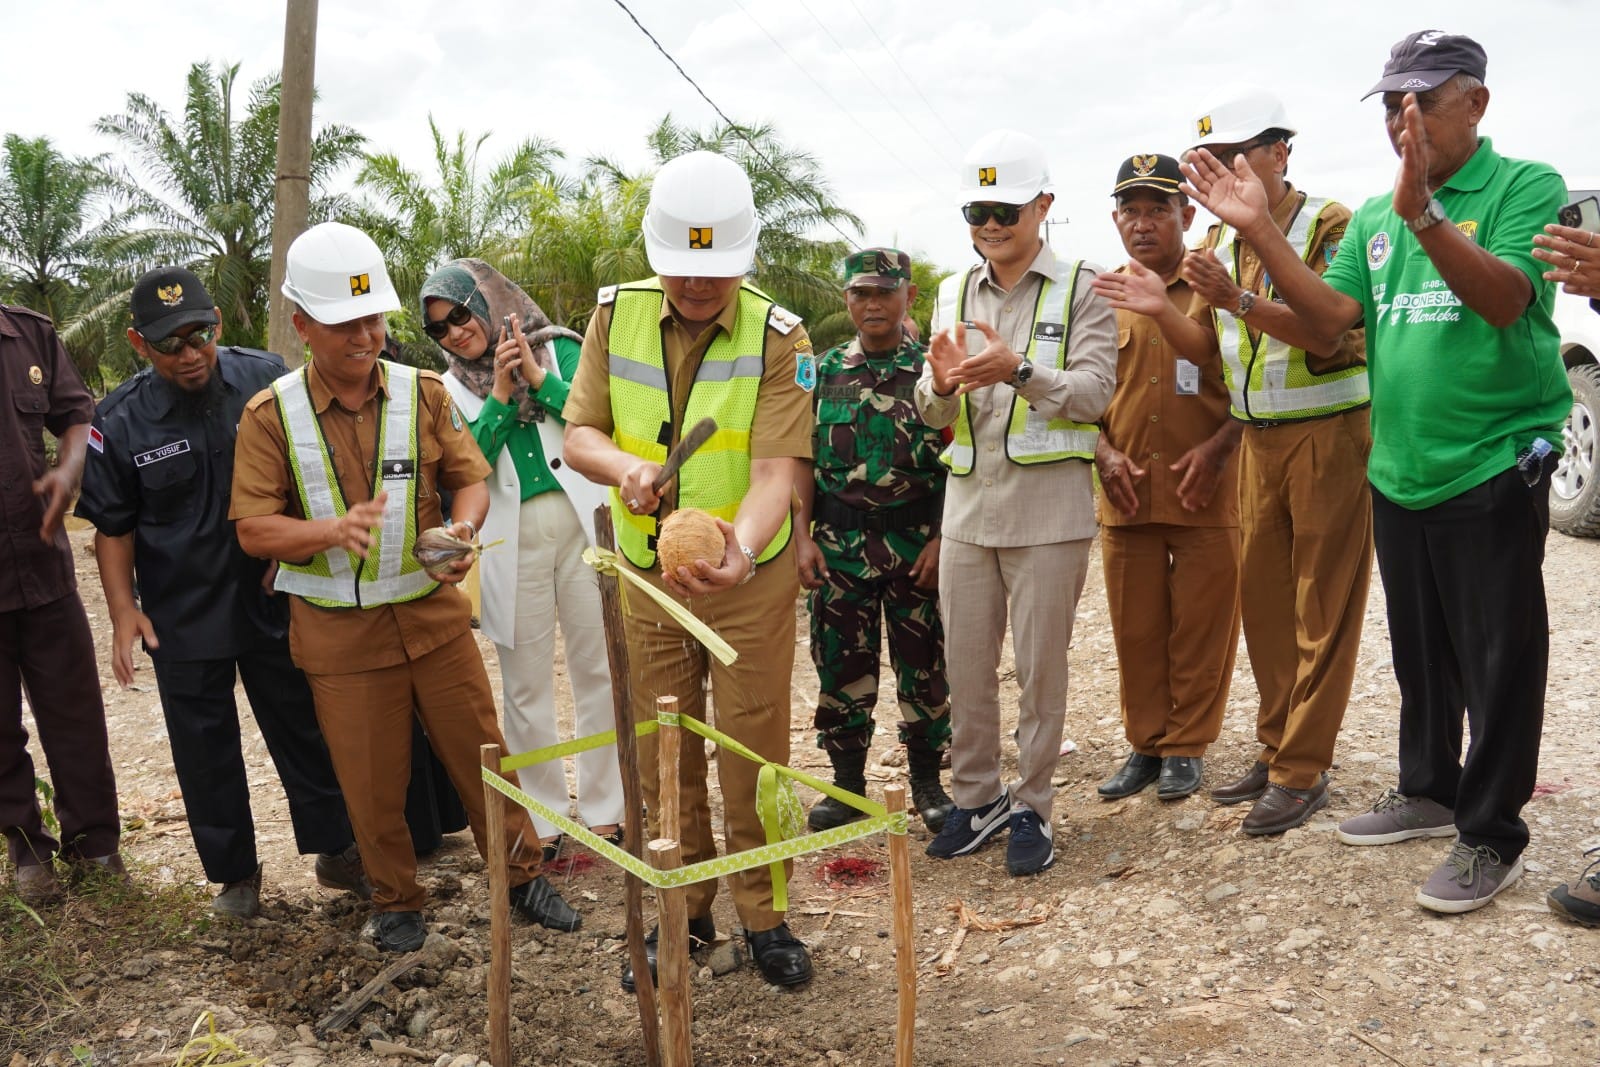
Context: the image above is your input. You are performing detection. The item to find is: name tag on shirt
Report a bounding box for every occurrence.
[1175,360,1200,397]
[381,458,416,480]
[134,439,191,467]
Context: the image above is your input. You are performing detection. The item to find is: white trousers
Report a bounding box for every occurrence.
[497,491,624,839]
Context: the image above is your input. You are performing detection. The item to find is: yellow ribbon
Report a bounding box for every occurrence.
[582,546,738,665]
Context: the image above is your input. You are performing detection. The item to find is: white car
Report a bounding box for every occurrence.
[1550,186,1600,537]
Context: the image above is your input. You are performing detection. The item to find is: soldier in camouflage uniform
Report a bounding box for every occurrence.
[794,248,955,832]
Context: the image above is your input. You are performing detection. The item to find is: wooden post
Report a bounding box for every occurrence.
[593,505,662,1066]
[884,784,916,1067]
[267,0,317,366]
[480,744,511,1067]
[655,696,681,841]
[649,839,694,1067]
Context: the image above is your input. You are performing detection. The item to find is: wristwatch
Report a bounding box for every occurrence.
[1236,291,1256,317]
[1011,359,1034,388]
[1405,197,1448,233]
[738,544,758,584]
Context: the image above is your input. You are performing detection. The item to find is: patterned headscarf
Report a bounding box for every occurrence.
[420,259,582,424]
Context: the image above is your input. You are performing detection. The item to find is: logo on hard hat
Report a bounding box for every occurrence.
[689,227,713,250]
[1131,155,1158,176]
[349,274,371,297]
[156,283,184,307]
[978,167,997,187]
[1196,115,1213,137]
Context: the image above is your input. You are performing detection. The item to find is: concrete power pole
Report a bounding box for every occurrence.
[267,0,318,366]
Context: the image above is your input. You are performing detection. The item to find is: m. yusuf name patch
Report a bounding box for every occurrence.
[134,439,191,467]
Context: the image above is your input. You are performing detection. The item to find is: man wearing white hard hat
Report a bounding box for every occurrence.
[230,221,583,952]
[564,151,816,987]
[1179,87,1372,837]
[915,129,1117,877]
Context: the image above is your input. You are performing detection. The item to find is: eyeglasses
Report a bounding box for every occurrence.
[962,202,1026,227]
[1212,138,1277,167]
[144,325,216,355]
[423,283,480,340]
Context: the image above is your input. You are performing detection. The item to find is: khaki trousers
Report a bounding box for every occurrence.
[1239,408,1373,789]
[939,537,1091,819]
[624,541,799,933]
[307,629,542,912]
[1102,523,1241,757]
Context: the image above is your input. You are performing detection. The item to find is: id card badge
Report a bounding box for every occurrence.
[1175,359,1200,396]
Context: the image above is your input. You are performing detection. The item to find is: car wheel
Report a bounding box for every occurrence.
[1551,363,1600,537]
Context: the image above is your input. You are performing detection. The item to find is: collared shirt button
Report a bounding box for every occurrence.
[983,478,993,486]
[1150,414,1159,422]
[1150,376,1159,384]
[1151,452,1161,460]
[1150,336,1160,346]
[355,414,364,423]
[986,444,996,452]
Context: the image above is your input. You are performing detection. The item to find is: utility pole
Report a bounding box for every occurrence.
[267,0,318,367]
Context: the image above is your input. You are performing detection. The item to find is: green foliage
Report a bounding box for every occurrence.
[34,776,58,835]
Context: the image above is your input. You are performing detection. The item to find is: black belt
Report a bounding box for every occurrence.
[814,494,943,532]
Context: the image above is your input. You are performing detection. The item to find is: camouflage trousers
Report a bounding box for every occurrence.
[810,522,951,755]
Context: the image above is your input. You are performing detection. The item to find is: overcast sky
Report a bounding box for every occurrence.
[8,0,1600,277]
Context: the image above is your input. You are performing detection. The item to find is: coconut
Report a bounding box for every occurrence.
[657,508,725,574]
[412,526,480,574]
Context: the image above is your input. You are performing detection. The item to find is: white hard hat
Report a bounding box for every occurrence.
[643,151,760,277]
[281,221,401,324]
[1189,86,1297,149]
[958,129,1051,207]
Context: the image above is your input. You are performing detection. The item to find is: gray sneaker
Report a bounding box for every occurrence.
[1417,842,1523,914]
[212,863,263,918]
[1336,789,1456,846]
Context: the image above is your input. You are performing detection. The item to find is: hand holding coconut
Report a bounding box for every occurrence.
[657,507,751,598]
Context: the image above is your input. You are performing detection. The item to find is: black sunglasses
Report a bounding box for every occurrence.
[144,325,216,356]
[962,202,1026,227]
[424,303,475,340]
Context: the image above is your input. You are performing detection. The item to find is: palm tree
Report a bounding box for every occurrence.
[95,61,365,348]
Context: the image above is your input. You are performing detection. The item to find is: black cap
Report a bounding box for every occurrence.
[1112,154,1183,198]
[1363,30,1487,99]
[131,267,216,341]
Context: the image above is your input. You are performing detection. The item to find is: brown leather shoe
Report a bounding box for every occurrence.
[1241,779,1329,836]
[14,861,62,905]
[1210,761,1269,805]
[64,852,132,888]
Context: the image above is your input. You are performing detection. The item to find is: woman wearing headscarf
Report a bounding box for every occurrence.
[421,259,620,858]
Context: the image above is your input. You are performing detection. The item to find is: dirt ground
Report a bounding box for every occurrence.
[7,523,1600,1067]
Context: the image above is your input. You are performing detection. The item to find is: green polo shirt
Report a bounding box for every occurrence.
[1322,137,1570,510]
[469,335,581,500]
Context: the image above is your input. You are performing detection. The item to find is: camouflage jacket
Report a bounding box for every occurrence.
[812,334,947,511]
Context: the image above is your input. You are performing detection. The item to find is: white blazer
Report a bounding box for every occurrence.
[442,358,610,648]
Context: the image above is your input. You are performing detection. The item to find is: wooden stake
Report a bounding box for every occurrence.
[594,505,662,1066]
[656,696,681,846]
[480,744,511,1067]
[885,784,917,1067]
[649,838,694,1067]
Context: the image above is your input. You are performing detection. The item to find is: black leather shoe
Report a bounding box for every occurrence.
[621,915,717,992]
[745,922,813,986]
[1210,761,1269,805]
[1098,752,1161,799]
[375,910,426,952]
[1157,756,1204,800]
[510,875,581,932]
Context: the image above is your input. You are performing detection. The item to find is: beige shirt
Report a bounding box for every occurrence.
[915,243,1117,547]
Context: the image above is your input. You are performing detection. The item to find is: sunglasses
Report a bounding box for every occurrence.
[962,202,1027,227]
[144,325,216,356]
[1212,138,1278,167]
[424,282,481,340]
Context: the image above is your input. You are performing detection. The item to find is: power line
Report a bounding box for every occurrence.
[608,0,863,250]
[727,0,944,197]
[841,0,964,145]
[790,0,958,169]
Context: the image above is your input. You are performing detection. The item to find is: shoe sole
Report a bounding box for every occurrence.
[1097,778,1158,801]
[925,801,1009,859]
[1157,782,1202,802]
[807,810,868,832]
[1335,823,1457,847]
[1416,857,1524,914]
[1241,789,1330,836]
[316,873,373,899]
[1210,786,1266,806]
[1546,891,1600,928]
[1006,847,1056,877]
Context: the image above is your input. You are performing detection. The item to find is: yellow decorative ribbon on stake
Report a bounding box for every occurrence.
[581,546,737,665]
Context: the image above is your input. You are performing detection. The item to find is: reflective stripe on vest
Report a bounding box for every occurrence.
[272,361,438,608]
[933,264,1098,475]
[1211,196,1369,421]
[606,279,794,570]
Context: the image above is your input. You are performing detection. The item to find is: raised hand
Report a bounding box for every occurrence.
[1092,260,1172,316]
[1180,148,1270,233]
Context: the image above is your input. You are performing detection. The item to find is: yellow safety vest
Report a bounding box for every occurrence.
[934,262,1098,475]
[604,279,795,570]
[271,361,437,608]
[1211,196,1369,422]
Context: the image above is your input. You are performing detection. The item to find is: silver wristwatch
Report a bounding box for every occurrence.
[1236,290,1256,317]
[1405,197,1448,233]
[738,543,758,584]
[1010,359,1034,388]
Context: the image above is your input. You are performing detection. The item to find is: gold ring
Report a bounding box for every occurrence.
[1589,231,1596,248]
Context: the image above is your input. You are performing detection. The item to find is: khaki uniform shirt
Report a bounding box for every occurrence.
[1199,183,1366,376]
[1098,271,1237,528]
[229,360,491,675]
[915,244,1117,547]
